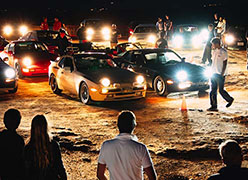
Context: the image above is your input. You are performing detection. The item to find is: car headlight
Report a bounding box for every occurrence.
[3,25,13,36]
[173,35,184,48]
[225,35,235,45]
[19,25,28,36]
[102,27,110,35]
[204,67,213,78]
[5,68,16,79]
[129,36,137,43]
[200,29,209,41]
[100,78,111,87]
[147,35,156,44]
[136,75,145,85]
[86,28,94,35]
[176,70,188,81]
[23,57,32,67]
[192,35,202,48]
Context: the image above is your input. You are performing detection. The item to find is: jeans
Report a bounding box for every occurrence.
[210,74,233,108]
[202,45,212,65]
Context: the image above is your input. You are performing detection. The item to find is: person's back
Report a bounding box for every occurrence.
[0,109,25,180]
[99,134,152,179]
[208,166,248,180]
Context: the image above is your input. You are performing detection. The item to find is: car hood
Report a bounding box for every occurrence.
[78,68,139,84]
[147,61,206,82]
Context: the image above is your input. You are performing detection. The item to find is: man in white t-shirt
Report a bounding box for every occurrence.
[208,38,234,111]
[97,110,157,180]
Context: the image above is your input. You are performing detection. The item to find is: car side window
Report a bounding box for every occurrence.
[9,44,15,53]
[58,57,66,68]
[131,52,144,65]
[64,57,74,71]
[4,44,10,52]
[123,51,132,62]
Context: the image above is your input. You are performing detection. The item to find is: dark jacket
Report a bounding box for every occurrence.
[24,140,67,180]
[208,166,248,180]
[76,26,85,40]
[56,36,70,56]
[0,129,25,180]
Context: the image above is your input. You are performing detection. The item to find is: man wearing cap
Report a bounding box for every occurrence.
[56,29,70,56]
[207,37,234,111]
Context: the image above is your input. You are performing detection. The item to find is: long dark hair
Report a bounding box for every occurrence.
[27,115,53,169]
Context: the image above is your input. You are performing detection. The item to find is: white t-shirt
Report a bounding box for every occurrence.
[98,133,153,180]
[211,48,228,76]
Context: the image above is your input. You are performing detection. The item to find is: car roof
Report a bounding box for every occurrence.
[128,48,174,53]
[10,40,45,44]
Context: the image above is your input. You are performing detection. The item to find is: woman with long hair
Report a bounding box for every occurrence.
[24,115,67,180]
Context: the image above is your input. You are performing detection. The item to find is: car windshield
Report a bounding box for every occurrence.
[85,20,105,27]
[15,42,48,54]
[177,26,198,33]
[145,51,182,64]
[75,56,117,71]
[134,26,157,33]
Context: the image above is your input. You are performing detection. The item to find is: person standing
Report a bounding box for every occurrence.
[202,24,214,65]
[156,17,165,39]
[213,13,219,37]
[56,29,70,56]
[53,17,62,31]
[40,17,49,30]
[110,24,121,49]
[97,110,157,180]
[208,140,248,180]
[164,15,173,40]
[76,22,86,43]
[207,38,234,111]
[0,109,25,180]
[24,115,67,180]
[216,17,225,38]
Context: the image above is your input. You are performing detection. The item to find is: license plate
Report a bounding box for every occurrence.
[237,42,244,46]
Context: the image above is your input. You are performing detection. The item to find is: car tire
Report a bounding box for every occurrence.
[153,75,168,96]
[50,75,62,94]
[8,85,18,94]
[16,64,23,79]
[198,90,208,98]
[79,82,92,105]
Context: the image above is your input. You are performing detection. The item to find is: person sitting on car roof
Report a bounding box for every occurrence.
[53,17,62,31]
[155,36,168,49]
[208,140,248,180]
[40,17,49,31]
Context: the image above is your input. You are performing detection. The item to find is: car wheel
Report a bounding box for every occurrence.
[8,85,18,94]
[16,64,23,79]
[50,75,62,94]
[198,90,208,98]
[153,76,168,96]
[79,82,92,105]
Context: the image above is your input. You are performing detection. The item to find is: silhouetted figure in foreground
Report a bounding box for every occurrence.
[56,29,70,56]
[24,115,67,180]
[0,109,25,180]
[208,140,248,180]
[97,110,157,180]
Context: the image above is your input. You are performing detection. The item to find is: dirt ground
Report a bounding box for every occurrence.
[0,49,248,180]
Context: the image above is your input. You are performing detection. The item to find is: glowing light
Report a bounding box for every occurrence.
[178,81,191,89]
[102,27,110,35]
[166,80,174,85]
[200,29,209,41]
[101,88,108,94]
[173,35,184,48]
[225,35,235,45]
[176,71,188,81]
[90,88,97,92]
[5,68,16,79]
[192,35,202,48]
[129,36,137,43]
[136,75,145,84]
[147,35,156,44]
[204,67,213,78]
[86,28,94,35]
[23,57,32,67]
[19,25,28,36]
[100,78,111,87]
[3,25,13,36]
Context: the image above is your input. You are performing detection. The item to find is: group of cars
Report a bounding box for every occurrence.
[1,20,246,104]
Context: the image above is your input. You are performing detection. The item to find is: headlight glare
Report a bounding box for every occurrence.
[100,78,111,87]
[3,25,13,36]
[147,35,156,44]
[19,25,28,36]
[129,36,137,43]
[102,27,110,35]
[173,35,184,48]
[23,57,32,67]
[86,28,94,35]
[5,68,16,79]
[225,35,235,45]
[204,67,213,78]
[136,75,145,84]
[176,70,188,81]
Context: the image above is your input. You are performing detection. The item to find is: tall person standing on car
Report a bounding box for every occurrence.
[207,38,234,111]
[156,17,165,39]
[110,24,121,49]
[164,15,173,40]
[213,13,219,37]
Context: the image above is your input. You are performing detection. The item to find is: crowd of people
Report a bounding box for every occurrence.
[1,109,246,180]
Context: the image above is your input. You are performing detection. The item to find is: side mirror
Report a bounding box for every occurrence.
[181,57,186,62]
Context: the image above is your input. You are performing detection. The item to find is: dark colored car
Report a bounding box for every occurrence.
[49,52,146,104]
[223,26,247,50]
[0,41,57,78]
[0,36,8,51]
[19,30,72,54]
[0,59,18,93]
[114,48,209,96]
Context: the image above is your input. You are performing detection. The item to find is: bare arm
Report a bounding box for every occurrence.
[97,163,107,180]
[221,60,227,76]
[144,166,157,180]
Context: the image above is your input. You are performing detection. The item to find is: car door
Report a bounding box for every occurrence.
[57,56,76,94]
[7,43,15,67]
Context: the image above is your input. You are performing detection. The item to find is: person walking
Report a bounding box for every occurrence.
[53,17,62,31]
[97,110,157,180]
[0,109,25,180]
[164,15,173,40]
[208,140,248,180]
[40,17,49,30]
[24,115,67,180]
[207,37,234,111]
[156,17,165,39]
[201,24,214,65]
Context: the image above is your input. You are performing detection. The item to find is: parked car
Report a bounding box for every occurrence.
[0,41,57,78]
[0,58,18,93]
[223,26,247,50]
[128,24,158,48]
[19,30,72,54]
[114,48,209,96]
[48,52,146,104]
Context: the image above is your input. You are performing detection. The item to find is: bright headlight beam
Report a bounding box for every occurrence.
[176,70,188,81]
[136,75,144,84]
[200,29,209,41]
[102,27,110,35]
[23,57,32,67]
[3,25,13,36]
[147,35,156,44]
[100,78,111,87]
[5,68,16,79]
[19,25,28,36]
[192,35,202,48]
[86,28,94,35]
[129,36,137,43]
[225,35,235,45]
[204,67,213,78]
[173,35,184,48]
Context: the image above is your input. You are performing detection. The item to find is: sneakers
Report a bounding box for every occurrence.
[207,107,218,112]
[226,98,234,108]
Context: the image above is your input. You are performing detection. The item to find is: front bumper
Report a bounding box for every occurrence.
[0,78,18,91]
[89,84,146,101]
[21,66,49,77]
[167,81,209,93]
